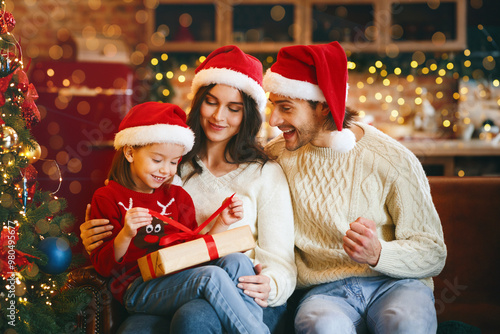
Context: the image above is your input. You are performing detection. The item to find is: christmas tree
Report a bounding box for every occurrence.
[0,7,88,334]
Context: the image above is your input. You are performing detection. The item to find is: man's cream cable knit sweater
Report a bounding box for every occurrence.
[180,159,297,307]
[266,122,447,289]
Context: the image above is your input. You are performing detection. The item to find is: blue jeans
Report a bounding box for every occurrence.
[294,276,437,334]
[170,300,288,333]
[123,253,269,334]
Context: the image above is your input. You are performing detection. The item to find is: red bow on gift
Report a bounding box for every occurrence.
[149,193,236,254]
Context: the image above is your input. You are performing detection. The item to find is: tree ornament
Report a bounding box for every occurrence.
[38,237,72,275]
[0,122,19,154]
[21,100,41,128]
[0,11,16,34]
[0,71,14,107]
[18,82,28,93]
[16,67,41,128]
[1,226,39,279]
[18,140,41,164]
[13,164,38,208]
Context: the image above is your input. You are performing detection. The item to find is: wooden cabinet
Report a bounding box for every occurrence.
[147,0,466,53]
[401,139,500,176]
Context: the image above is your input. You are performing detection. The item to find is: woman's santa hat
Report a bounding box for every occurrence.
[191,45,267,113]
[114,102,195,155]
[263,42,356,152]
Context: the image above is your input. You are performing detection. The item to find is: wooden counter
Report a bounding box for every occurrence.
[400,139,500,176]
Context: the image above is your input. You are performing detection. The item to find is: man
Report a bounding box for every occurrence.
[80,42,446,333]
[262,41,446,333]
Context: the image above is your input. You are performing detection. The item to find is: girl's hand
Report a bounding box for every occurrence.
[219,196,243,227]
[122,207,152,240]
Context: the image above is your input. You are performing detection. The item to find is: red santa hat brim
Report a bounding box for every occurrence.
[113,102,195,155]
[191,67,268,113]
[114,124,194,155]
[263,70,327,103]
[191,45,267,114]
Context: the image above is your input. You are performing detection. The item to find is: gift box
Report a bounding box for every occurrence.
[138,225,256,281]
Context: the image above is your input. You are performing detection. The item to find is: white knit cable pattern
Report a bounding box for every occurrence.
[266,123,446,289]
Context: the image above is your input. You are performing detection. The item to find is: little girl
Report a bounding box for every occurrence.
[89,102,270,334]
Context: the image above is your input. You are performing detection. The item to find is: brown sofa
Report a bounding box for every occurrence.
[65,176,500,333]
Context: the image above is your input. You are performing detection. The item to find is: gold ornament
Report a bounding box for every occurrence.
[18,141,41,164]
[0,125,19,154]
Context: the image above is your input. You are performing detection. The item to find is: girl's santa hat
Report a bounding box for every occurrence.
[263,42,356,152]
[191,45,267,113]
[114,102,195,155]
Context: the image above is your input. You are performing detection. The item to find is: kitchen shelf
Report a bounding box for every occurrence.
[147,0,466,53]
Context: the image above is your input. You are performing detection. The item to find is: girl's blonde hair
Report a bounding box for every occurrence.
[108,148,135,190]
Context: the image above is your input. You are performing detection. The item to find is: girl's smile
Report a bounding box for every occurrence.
[124,142,184,193]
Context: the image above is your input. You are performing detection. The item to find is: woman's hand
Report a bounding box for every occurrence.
[81,204,113,254]
[237,264,271,307]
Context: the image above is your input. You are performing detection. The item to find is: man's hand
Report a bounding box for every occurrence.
[343,217,381,266]
[237,264,271,307]
[80,204,113,254]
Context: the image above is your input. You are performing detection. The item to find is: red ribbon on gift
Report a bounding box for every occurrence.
[145,193,234,277]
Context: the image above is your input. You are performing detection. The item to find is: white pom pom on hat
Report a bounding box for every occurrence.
[114,102,195,155]
[263,41,356,152]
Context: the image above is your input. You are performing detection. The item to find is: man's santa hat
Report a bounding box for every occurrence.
[114,102,195,155]
[191,45,267,113]
[263,42,356,152]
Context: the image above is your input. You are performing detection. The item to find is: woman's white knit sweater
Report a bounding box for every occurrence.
[180,158,296,307]
[265,122,447,289]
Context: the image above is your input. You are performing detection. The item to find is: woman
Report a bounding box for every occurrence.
[80,45,296,333]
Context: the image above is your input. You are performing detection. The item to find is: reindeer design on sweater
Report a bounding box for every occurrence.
[117,197,177,249]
